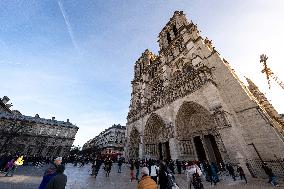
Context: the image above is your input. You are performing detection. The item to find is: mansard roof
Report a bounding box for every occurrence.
[0,96,78,129]
[0,111,78,129]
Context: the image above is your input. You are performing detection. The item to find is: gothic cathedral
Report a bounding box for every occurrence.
[126,11,284,178]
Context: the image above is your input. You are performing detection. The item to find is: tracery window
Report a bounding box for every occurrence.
[167,32,171,44]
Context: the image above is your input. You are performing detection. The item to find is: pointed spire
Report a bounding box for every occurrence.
[245,77,258,89]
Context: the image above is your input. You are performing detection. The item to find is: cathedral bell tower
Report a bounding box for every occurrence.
[158,11,190,51]
[158,11,201,66]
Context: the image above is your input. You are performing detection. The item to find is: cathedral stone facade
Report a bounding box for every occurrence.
[0,96,78,157]
[126,11,284,178]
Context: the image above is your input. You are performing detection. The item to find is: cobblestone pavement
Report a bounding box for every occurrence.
[0,163,283,189]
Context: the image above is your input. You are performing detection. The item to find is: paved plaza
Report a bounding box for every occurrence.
[0,163,283,189]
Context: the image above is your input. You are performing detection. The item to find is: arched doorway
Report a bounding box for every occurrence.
[128,128,140,159]
[176,101,223,164]
[144,114,170,160]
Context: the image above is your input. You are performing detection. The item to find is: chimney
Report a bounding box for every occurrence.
[52,117,55,121]
[2,96,10,104]
[67,119,70,123]
[35,114,40,118]
[6,103,13,108]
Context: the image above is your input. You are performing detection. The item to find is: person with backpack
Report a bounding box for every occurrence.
[158,162,170,189]
[158,161,179,189]
[186,162,203,189]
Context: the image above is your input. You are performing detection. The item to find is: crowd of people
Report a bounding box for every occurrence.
[0,152,281,188]
[127,158,280,189]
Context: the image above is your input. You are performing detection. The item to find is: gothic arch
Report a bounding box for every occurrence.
[176,101,216,140]
[175,101,225,163]
[129,127,140,159]
[143,113,170,159]
[144,113,166,144]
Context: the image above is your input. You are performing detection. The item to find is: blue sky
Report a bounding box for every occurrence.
[0,0,283,146]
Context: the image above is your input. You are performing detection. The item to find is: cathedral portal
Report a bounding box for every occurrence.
[144,114,170,160]
[176,101,223,164]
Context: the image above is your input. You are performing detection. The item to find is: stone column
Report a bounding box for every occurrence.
[200,135,210,162]
[155,144,158,158]
[169,138,178,160]
[214,132,230,163]
[139,134,144,159]
[139,143,143,159]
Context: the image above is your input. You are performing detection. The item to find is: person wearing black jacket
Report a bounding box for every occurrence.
[226,163,236,181]
[176,159,182,174]
[158,161,177,189]
[135,159,140,180]
[262,163,279,186]
[46,165,67,189]
[236,165,247,183]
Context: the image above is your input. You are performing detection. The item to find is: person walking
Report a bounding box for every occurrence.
[117,157,123,173]
[236,164,247,183]
[262,163,279,187]
[186,162,203,189]
[45,165,67,189]
[208,162,219,185]
[39,157,62,189]
[5,155,24,177]
[150,160,159,184]
[91,158,98,176]
[226,163,236,181]
[95,158,102,177]
[168,159,175,174]
[158,162,171,189]
[130,160,135,182]
[104,158,112,177]
[176,159,182,174]
[135,159,140,180]
[4,157,15,177]
[137,167,157,189]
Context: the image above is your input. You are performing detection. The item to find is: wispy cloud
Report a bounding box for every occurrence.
[58,0,80,52]
[0,59,29,66]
